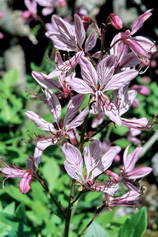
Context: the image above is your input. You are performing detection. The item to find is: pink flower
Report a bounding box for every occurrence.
[108,13,123,30]
[0,166,33,194]
[122,146,152,181]
[66,55,138,125]
[24,0,37,16]
[46,14,97,53]
[111,9,156,65]
[36,0,66,16]
[114,87,149,128]
[131,85,150,95]
[62,140,120,195]
[106,190,141,207]
[26,91,88,166]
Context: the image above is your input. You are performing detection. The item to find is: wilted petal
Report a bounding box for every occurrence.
[64,94,84,125]
[19,172,32,193]
[80,56,98,88]
[44,90,61,122]
[66,108,89,130]
[123,146,142,173]
[34,138,53,166]
[97,55,116,90]
[66,77,93,94]
[103,69,138,91]
[131,9,152,35]
[127,167,152,179]
[25,111,55,132]
[85,31,97,52]
[32,71,61,91]
[74,14,86,49]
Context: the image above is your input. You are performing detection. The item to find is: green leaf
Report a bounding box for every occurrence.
[118,207,147,237]
[42,157,60,191]
[114,138,130,148]
[85,222,109,237]
[112,126,129,136]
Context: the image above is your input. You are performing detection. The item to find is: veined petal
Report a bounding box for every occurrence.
[97,55,116,90]
[121,117,148,128]
[44,90,61,122]
[79,56,98,88]
[47,52,83,79]
[104,104,122,125]
[66,108,89,130]
[25,111,55,132]
[123,146,142,173]
[19,172,32,194]
[66,77,94,94]
[64,160,82,182]
[85,31,97,52]
[62,143,83,180]
[127,167,152,179]
[0,167,26,178]
[91,146,121,179]
[84,140,103,179]
[74,14,86,49]
[34,138,53,166]
[125,38,150,58]
[64,94,84,125]
[103,69,138,91]
[131,9,152,35]
[32,71,61,90]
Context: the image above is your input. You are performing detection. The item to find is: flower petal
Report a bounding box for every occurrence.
[103,69,138,91]
[79,56,98,88]
[66,77,93,94]
[127,167,152,179]
[66,108,89,130]
[123,146,142,173]
[25,111,55,132]
[131,9,152,35]
[85,31,97,52]
[19,172,32,194]
[74,14,86,49]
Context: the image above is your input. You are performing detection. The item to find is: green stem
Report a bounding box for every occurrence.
[64,181,74,237]
[79,205,105,236]
[38,176,65,219]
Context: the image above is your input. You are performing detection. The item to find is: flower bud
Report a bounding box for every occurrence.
[108,13,123,30]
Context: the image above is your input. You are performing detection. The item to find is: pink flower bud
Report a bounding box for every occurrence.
[21,10,32,19]
[57,0,67,7]
[108,13,123,30]
[132,85,150,95]
[0,12,5,18]
[0,32,4,39]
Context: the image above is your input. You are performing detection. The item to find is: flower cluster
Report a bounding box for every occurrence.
[0,9,154,208]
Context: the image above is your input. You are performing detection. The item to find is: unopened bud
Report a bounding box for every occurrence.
[108,13,123,30]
